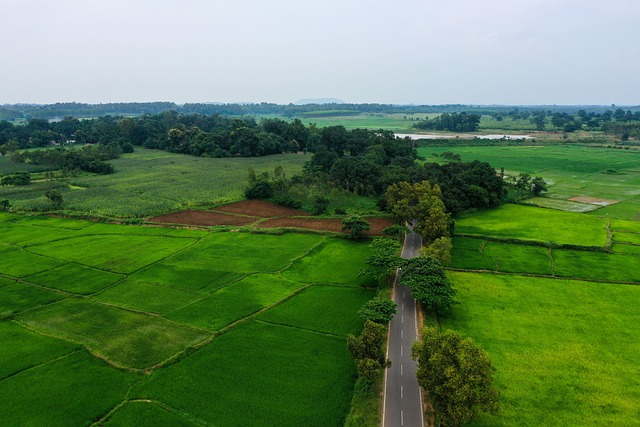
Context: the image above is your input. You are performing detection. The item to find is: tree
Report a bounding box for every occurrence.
[312,195,330,215]
[0,199,10,211]
[342,215,370,240]
[412,327,500,427]
[420,236,453,265]
[358,298,397,324]
[45,189,64,210]
[531,177,548,196]
[385,180,452,244]
[399,256,456,314]
[347,320,390,383]
[362,237,403,281]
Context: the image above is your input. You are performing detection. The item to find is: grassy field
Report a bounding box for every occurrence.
[419,145,640,220]
[455,204,607,247]
[290,112,435,131]
[0,212,374,425]
[436,272,640,427]
[0,148,309,217]
[445,198,640,425]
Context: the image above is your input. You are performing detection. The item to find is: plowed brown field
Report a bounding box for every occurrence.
[258,217,392,235]
[214,200,309,217]
[149,201,391,235]
[150,210,257,226]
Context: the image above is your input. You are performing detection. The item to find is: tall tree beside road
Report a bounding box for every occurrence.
[385,180,453,261]
[412,327,500,427]
[399,256,456,314]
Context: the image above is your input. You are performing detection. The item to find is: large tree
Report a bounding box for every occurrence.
[399,256,456,314]
[385,180,452,244]
[347,320,389,383]
[412,327,500,427]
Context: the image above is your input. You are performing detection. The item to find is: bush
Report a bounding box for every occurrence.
[312,195,330,215]
[273,196,302,210]
[358,298,397,324]
[245,180,274,199]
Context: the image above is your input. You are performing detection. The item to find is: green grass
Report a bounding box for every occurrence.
[290,112,433,131]
[483,240,552,275]
[613,232,640,245]
[0,148,309,217]
[0,350,138,427]
[283,238,376,287]
[257,285,375,336]
[418,145,640,220]
[165,232,323,274]
[165,274,306,331]
[0,282,65,318]
[439,272,640,427]
[93,278,203,315]
[28,234,198,274]
[17,298,210,370]
[133,320,356,427]
[455,204,607,247]
[127,262,244,293]
[0,322,80,380]
[0,217,373,424]
[103,401,198,427]
[552,249,640,283]
[0,276,15,287]
[0,245,65,277]
[25,263,125,294]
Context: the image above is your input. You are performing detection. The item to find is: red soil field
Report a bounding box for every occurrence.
[257,217,392,236]
[149,210,257,226]
[214,200,309,218]
[150,201,392,235]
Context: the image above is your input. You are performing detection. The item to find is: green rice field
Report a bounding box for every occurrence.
[0,212,376,425]
[436,272,640,427]
[419,145,640,220]
[447,199,640,425]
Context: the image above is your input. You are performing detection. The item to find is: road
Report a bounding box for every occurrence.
[383,231,424,427]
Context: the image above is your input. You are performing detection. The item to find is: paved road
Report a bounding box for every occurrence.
[383,231,423,427]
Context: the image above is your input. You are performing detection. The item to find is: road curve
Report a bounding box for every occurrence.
[383,231,424,427]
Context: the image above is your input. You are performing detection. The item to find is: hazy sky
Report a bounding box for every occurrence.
[1,0,638,105]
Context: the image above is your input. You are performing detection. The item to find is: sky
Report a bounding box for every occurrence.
[1,0,639,105]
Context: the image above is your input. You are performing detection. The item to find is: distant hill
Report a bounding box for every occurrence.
[294,98,346,105]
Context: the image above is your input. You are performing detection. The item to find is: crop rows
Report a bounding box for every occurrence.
[0,212,376,425]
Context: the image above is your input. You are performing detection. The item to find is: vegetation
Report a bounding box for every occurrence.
[440,272,640,426]
[412,327,499,427]
[413,112,481,132]
[357,297,397,324]
[0,213,375,425]
[399,256,457,315]
[347,320,389,383]
[341,215,370,240]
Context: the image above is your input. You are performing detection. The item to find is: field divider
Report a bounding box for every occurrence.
[254,318,348,339]
[91,398,209,427]
[151,283,316,372]
[446,268,640,286]
[549,247,556,276]
[12,319,150,374]
[455,233,609,253]
[0,347,81,384]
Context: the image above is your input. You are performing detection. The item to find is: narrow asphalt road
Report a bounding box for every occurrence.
[383,231,423,427]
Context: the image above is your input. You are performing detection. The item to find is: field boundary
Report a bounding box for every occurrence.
[455,233,608,253]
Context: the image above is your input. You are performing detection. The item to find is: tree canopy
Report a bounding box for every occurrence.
[412,327,500,427]
[399,256,457,314]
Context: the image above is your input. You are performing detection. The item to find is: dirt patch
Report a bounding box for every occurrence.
[214,200,309,218]
[149,210,258,226]
[258,217,392,235]
[568,196,619,206]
